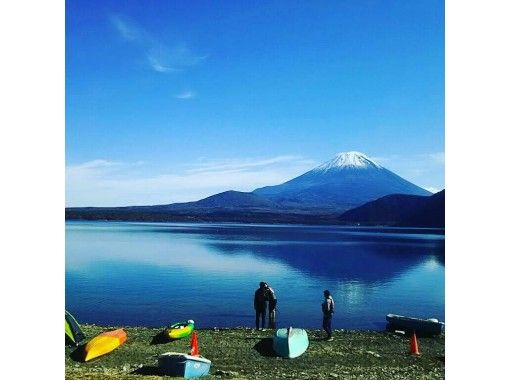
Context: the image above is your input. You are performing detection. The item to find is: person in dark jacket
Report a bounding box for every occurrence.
[265,283,277,329]
[254,282,267,330]
[322,290,335,341]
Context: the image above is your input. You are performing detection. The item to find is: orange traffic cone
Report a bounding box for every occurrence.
[409,331,420,355]
[189,331,199,356]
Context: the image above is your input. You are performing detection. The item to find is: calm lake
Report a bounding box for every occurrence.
[65,221,445,330]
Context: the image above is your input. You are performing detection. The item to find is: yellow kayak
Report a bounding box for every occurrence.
[165,320,195,340]
[84,329,127,362]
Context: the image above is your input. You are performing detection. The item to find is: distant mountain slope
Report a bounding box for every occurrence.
[253,152,430,212]
[165,190,281,210]
[339,190,445,227]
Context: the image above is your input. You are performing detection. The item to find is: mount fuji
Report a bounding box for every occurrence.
[66,151,435,224]
[253,152,430,211]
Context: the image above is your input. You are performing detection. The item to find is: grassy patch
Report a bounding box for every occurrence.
[66,325,444,379]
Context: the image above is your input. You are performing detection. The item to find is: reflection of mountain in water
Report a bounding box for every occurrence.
[206,240,443,284]
[81,222,444,284]
[147,224,445,284]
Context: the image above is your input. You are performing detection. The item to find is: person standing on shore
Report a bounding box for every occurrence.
[265,283,277,329]
[322,290,335,341]
[254,282,267,330]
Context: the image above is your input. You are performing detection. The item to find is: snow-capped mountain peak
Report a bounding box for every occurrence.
[313,151,382,172]
[253,150,430,210]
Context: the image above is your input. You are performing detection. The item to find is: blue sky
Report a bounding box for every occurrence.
[66,0,444,206]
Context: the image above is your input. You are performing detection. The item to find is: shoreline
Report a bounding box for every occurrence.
[65,219,446,235]
[66,324,445,379]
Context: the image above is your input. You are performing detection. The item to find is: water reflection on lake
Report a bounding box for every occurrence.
[65,222,444,329]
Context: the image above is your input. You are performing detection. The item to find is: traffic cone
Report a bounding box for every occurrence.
[409,331,420,355]
[189,331,199,356]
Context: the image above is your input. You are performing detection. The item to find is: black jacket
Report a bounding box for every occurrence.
[254,288,267,310]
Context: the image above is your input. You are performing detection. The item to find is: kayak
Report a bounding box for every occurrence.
[158,352,211,378]
[65,310,86,346]
[166,320,195,340]
[386,314,445,336]
[273,327,309,358]
[84,329,127,362]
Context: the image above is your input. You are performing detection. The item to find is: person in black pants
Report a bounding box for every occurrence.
[322,289,335,341]
[254,282,267,330]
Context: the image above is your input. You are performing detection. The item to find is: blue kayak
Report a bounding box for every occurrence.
[273,327,309,358]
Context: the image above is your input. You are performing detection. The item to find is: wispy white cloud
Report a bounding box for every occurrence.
[373,152,445,165]
[175,90,196,100]
[150,43,207,67]
[66,156,317,207]
[147,56,181,73]
[110,15,142,41]
[187,155,311,173]
[429,152,445,165]
[70,159,120,170]
[67,159,144,171]
[66,160,145,183]
[373,152,445,193]
[110,15,206,73]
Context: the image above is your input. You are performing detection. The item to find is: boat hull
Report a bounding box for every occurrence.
[84,329,127,362]
[386,314,444,336]
[165,321,195,340]
[158,352,211,378]
[273,327,309,358]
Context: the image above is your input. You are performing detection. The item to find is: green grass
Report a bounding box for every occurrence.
[66,325,444,379]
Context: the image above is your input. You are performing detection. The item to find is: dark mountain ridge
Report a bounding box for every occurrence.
[339,190,445,227]
[163,190,282,211]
